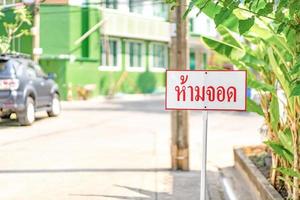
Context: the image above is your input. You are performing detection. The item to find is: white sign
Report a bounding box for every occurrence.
[33,48,43,55]
[165,70,247,111]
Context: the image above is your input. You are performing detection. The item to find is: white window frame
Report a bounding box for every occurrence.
[1,0,20,7]
[128,0,144,14]
[149,42,168,72]
[98,38,122,71]
[125,40,146,72]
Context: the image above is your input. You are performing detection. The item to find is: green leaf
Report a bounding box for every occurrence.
[267,47,291,97]
[238,17,255,35]
[264,141,293,164]
[269,96,279,132]
[247,78,275,93]
[257,2,274,16]
[290,62,300,75]
[290,84,300,97]
[266,35,294,59]
[217,25,243,49]
[183,1,194,19]
[277,0,288,11]
[276,22,286,34]
[202,36,245,59]
[277,167,300,179]
[289,0,300,17]
[214,8,233,27]
[246,97,264,116]
[223,0,233,7]
[278,129,293,154]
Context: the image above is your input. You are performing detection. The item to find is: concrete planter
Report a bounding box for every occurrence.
[234,146,284,200]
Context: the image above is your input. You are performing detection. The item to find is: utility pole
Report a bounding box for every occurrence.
[32,0,40,63]
[170,0,189,170]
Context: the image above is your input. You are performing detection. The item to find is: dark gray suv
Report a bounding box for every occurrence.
[0,54,61,125]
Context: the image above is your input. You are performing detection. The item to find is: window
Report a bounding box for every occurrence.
[189,18,194,32]
[0,60,15,76]
[100,39,121,70]
[0,0,21,6]
[27,62,37,79]
[190,51,195,70]
[105,0,117,9]
[28,61,45,77]
[153,3,168,18]
[150,43,168,72]
[129,0,143,14]
[34,64,46,77]
[126,41,145,72]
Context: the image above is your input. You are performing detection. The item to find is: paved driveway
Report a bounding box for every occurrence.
[0,95,263,200]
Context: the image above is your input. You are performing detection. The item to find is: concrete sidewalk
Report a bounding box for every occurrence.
[0,95,263,200]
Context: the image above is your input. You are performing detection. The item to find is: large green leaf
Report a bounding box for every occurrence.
[246,97,263,116]
[264,140,293,164]
[266,35,295,59]
[238,17,255,35]
[290,84,300,97]
[240,53,266,71]
[289,62,300,75]
[277,167,300,179]
[278,129,293,154]
[247,78,275,93]
[192,0,273,39]
[202,36,245,60]
[192,0,239,32]
[257,2,273,16]
[267,47,291,97]
[269,96,280,132]
[217,25,243,49]
[214,8,233,27]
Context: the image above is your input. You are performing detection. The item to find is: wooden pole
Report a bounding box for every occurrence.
[170,0,189,170]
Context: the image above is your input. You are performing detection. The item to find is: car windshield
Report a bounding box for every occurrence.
[0,60,16,76]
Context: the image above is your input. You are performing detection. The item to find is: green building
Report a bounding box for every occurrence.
[1,0,217,100]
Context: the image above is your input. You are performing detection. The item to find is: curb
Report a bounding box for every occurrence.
[234,147,283,200]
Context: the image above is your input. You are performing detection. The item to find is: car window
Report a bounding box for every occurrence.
[0,60,16,76]
[27,62,37,79]
[11,60,23,77]
[34,64,46,77]
[27,67,36,79]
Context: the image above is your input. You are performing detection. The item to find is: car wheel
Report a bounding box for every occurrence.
[47,93,61,117]
[18,97,35,126]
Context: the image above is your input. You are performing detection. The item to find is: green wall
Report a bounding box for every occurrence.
[39,59,68,99]
[40,6,70,55]
[40,5,100,59]
[1,5,166,100]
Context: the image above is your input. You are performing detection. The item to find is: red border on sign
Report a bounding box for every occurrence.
[165,69,247,111]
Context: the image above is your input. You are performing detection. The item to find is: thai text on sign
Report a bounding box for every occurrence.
[165,70,247,111]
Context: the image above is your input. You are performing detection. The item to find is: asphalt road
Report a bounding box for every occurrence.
[0,95,263,200]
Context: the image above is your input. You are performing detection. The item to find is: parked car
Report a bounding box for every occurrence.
[0,53,61,125]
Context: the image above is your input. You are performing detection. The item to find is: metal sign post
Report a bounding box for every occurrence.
[165,70,247,200]
[201,111,208,200]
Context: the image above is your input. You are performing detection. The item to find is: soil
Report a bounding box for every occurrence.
[247,148,288,199]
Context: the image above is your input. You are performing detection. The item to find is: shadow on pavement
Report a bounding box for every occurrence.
[0,116,49,128]
[66,170,225,200]
[0,167,225,199]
